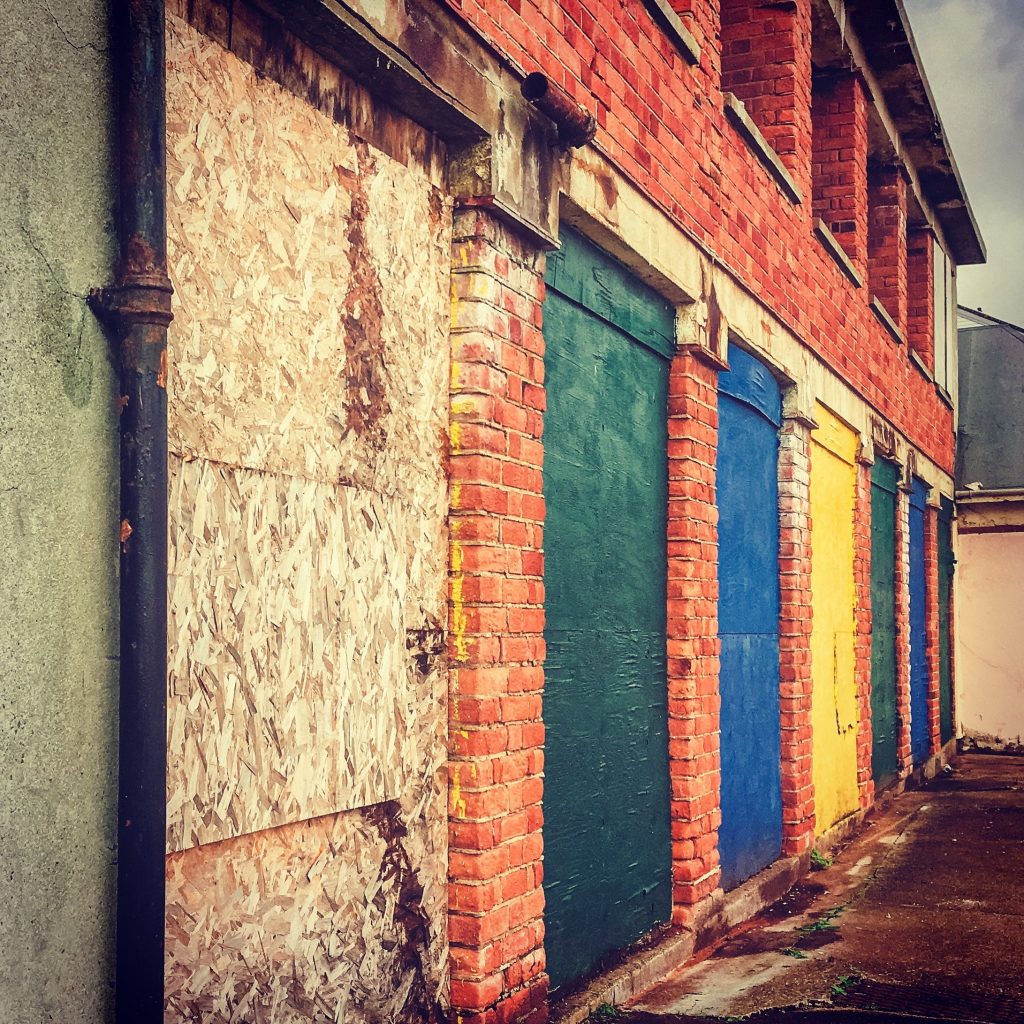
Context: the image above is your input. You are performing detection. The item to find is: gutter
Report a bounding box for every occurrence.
[89,0,172,1018]
[955,488,1024,501]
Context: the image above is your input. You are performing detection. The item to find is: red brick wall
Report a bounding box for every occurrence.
[443,0,955,470]
[895,488,913,777]
[907,227,935,370]
[811,71,869,278]
[868,165,909,336]
[720,0,813,198]
[448,208,548,1024]
[778,416,815,852]
[666,351,722,920]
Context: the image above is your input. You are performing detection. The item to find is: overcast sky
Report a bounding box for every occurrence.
[903,0,1024,326]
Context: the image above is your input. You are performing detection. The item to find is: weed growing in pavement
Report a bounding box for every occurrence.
[798,904,846,934]
[810,848,833,870]
[830,973,860,997]
[588,1004,623,1022]
[780,946,809,959]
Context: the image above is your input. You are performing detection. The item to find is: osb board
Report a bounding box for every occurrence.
[164,15,452,851]
[167,456,447,851]
[166,13,451,512]
[165,0,449,184]
[165,784,448,1022]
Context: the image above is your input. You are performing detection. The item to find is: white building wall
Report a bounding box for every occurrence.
[956,529,1024,752]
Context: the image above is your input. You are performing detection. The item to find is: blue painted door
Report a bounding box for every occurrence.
[717,345,783,890]
[909,478,930,765]
[542,229,674,992]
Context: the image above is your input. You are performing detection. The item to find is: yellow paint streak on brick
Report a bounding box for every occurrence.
[450,764,467,818]
[450,540,469,663]
[451,396,477,418]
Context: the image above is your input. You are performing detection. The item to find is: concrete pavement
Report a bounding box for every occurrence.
[613,754,1024,1023]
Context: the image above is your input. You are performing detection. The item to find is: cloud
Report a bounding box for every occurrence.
[904,0,1024,325]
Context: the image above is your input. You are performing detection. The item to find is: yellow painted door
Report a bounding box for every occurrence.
[810,406,860,833]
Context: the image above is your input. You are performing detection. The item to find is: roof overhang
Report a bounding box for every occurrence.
[811,0,986,266]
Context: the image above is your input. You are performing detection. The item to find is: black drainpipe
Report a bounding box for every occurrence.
[90,0,172,1019]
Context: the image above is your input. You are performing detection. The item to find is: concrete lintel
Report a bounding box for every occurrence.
[642,0,701,66]
[723,93,803,205]
[909,347,934,382]
[870,296,907,345]
[561,148,705,305]
[256,0,563,244]
[814,219,864,288]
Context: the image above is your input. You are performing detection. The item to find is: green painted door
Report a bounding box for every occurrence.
[870,458,899,787]
[542,229,673,993]
[938,497,955,744]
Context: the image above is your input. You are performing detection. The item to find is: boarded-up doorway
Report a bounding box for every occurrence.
[163,14,453,1017]
[909,478,931,764]
[870,458,900,788]
[810,406,859,833]
[542,229,673,992]
[717,346,783,889]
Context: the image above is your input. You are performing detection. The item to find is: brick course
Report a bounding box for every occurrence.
[907,227,936,370]
[666,351,723,918]
[812,71,869,278]
[777,415,815,851]
[854,458,875,808]
[895,487,913,778]
[868,165,910,337]
[448,208,549,1024]
[720,0,813,200]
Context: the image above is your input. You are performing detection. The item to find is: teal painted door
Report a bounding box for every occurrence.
[543,229,673,993]
[909,479,930,764]
[938,497,954,744]
[870,459,899,787]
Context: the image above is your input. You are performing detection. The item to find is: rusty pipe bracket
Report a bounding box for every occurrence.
[521,72,597,149]
[88,275,174,329]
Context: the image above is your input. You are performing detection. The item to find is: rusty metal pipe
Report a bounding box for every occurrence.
[90,0,172,1018]
[521,72,597,149]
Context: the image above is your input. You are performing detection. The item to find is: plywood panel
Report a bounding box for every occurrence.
[164,13,451,851]
[166,16,451,513]
[166,456,447,851]
[165,787,448,1023]
[542,230,673,991]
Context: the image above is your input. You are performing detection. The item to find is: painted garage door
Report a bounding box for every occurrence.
[810,406,859,834]
[870,458,900,788]
[909,478,931,764]
[542,228,673,992]
[717,346,782,890]
[938,497,954,745]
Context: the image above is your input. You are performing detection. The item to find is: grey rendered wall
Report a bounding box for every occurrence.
[956,324,1024,490]
[0,3,118,1021]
